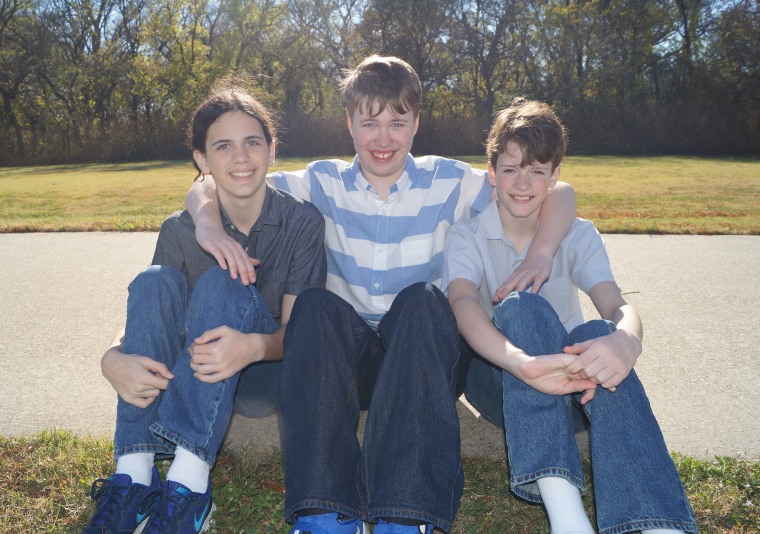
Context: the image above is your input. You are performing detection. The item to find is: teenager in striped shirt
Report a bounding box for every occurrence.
[185,56,588,533]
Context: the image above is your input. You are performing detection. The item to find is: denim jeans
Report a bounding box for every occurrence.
[113,265,279,468]
[466,291,697,534]
[278,283,466,532]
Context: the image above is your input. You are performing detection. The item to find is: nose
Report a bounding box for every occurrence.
[514,169,530,189]
[232,144,249,163]
[375,126,391,147]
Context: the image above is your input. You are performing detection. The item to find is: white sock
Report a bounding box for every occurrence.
[642,530,684,533]
[536,476,594,534]
[115,452,155,486]
[166,446,210,493]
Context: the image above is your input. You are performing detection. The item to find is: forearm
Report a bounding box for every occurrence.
[186,177,222,229]
[250,326,286,363]
[449,288,527,376]
[609,304,643,359]
[529,180,576,259]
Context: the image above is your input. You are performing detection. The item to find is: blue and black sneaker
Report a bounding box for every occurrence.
[290,512,368,534]
[143,478,215,533]
[82,466,160,533]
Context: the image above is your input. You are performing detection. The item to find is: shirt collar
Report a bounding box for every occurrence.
[480,199,530,256]
[220,184,279,236]
[351,154,413,200]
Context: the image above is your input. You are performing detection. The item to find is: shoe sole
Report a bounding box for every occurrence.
[133,502,216,534]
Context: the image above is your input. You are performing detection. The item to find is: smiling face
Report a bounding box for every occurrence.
[347,100,419,193]
[193,110,274,208]
[489,140,559,225]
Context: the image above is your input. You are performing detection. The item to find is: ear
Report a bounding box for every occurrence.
[193,150,209,176]
[346,111,353,131]
[412,113,420,135]
[269,140,276,166]
[487,161,497,187]
[549,165,560,188]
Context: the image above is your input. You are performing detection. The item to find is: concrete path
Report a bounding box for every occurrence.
[0,233,758,460]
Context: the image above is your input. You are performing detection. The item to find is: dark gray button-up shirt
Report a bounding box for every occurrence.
[151,185,326,321]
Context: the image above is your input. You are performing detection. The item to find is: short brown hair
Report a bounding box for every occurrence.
[188,77,277,180]
[339,55,422,118]
[486,98,567,170]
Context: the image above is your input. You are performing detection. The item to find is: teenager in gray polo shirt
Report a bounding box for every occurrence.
[83,81,326,534]
[443,99,697,534]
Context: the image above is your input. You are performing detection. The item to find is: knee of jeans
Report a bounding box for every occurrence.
[128,265,189,302]
[493,291,554,327]
[291,287,340,317]
[194,266,253,302]
[394,282,447,313]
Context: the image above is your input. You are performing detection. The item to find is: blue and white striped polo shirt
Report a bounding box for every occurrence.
[272,155,493,327]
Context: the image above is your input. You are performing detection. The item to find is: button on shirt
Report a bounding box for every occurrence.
[151,185,326,321]
[272,155,493,326]
[442,199,616,332]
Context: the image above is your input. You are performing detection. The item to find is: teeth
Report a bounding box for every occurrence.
[372,151,392,160]
[231,171,253,178]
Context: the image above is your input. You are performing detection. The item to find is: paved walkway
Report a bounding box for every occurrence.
[0,233,758,460]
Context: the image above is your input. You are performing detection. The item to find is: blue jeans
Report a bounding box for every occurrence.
[278,283,466,532]
[113,265,279,468]
[466,291,697,534]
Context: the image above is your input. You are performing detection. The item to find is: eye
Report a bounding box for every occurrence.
[216,143,229,151]
[247,139,259,147]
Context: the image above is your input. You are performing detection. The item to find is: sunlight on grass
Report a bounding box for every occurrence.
[1,431,757,533]
[1,156,759,234]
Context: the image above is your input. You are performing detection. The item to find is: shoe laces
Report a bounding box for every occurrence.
[87,475,131,527]
[145,482,191,532]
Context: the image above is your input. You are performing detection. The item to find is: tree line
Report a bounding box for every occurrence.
[1,0,758,165]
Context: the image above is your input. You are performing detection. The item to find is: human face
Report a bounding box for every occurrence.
[348,101,419,192]
[193,110,274,206]
[489,140,559,224]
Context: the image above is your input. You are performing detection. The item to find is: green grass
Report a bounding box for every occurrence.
[1,156,759,234]
[1,430,757,533]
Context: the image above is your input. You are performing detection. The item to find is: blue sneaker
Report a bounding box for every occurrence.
[373,518,434,533]
[143,478,216,533]
[82,466,160,534]
[290,512,368,534]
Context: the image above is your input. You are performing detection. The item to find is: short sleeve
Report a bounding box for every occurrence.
[568,221,615,293]
[283,203,327,295]
[442,220,485,293]
[151,215,186,273]
[457,165,493,219]
[271,169,312,202]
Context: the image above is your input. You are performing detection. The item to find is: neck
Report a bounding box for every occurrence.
[498,203,539,255]
[218,187,266,235]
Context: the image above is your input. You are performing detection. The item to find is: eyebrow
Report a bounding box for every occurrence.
[210,134,266,146]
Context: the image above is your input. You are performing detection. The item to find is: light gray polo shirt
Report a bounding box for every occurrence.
[442,199,615,332]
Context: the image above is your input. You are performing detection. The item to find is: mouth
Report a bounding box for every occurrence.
[510,194,534,202]
[230,170,255,179]
[370,150,394,161]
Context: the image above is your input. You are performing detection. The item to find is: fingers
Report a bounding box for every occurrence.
[203,236,255,285]
[580,388,596,405]
[140,358,174,380]
[192,326,228,346]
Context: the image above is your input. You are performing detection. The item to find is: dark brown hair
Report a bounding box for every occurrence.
[486,98,567,170]
[188,78,277,180]
[339,55,422,118]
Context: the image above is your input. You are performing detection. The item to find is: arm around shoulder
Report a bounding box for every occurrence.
[185,177,257,285]
[492,180,576,299]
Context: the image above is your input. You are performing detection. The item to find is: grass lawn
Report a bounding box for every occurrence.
[2,430,758,533]
[1,155,759,234]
